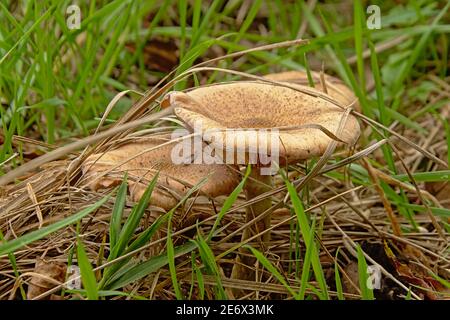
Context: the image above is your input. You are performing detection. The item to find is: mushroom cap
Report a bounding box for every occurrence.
[82,135,240,210]
[263,70,360,111]
[166,81,360,164]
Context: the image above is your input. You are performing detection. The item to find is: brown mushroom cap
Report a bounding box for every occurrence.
[263,70,360,111]
[166,81,360,164]
[82,136,240,210]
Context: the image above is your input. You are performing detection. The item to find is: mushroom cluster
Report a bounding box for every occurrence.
[82,70,360,281]
[162,80,360,243]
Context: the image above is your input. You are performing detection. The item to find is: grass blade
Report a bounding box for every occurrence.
[194,231,227,299]
[0,193,110,256]
[194,261,205,300]
[393,170,450,183]
[356,244,374,300]
[125,213,169,253]
[77,239,99,300]
[353,0,365,90]
[246,245,300,299]
[107,241,197,291]
[208,165,251,240]
[110,173,128,249]
[109,173,159,259]
[283,173,329,299]
[167,211,183,299]
[298,216,315,299]
[334,249,345,300]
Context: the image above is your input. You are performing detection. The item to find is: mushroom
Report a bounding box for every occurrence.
[163,81,360,246]
[82,135,240,211]
[263,70,360,111]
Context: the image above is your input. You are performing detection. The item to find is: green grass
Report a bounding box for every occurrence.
[356,244,374,300]
[334,248,345,300]
[194,230,227,299]
[0,230,26,299]
[76,238,99,300]
[108,173,158,260]
[283,169,329,300]
[208,165,251,241]
[247,245,301,299]
[99,173,164,288]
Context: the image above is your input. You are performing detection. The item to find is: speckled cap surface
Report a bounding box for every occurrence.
[263,70,360,111]
[166,82,360,164]
[82,136,240,210]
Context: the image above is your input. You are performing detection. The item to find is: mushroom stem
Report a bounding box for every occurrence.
[231,165,273,286]
[243,165,273,244]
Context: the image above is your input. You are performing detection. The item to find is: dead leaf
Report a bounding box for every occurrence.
[342,261,360,295]
[27,258,67,300]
